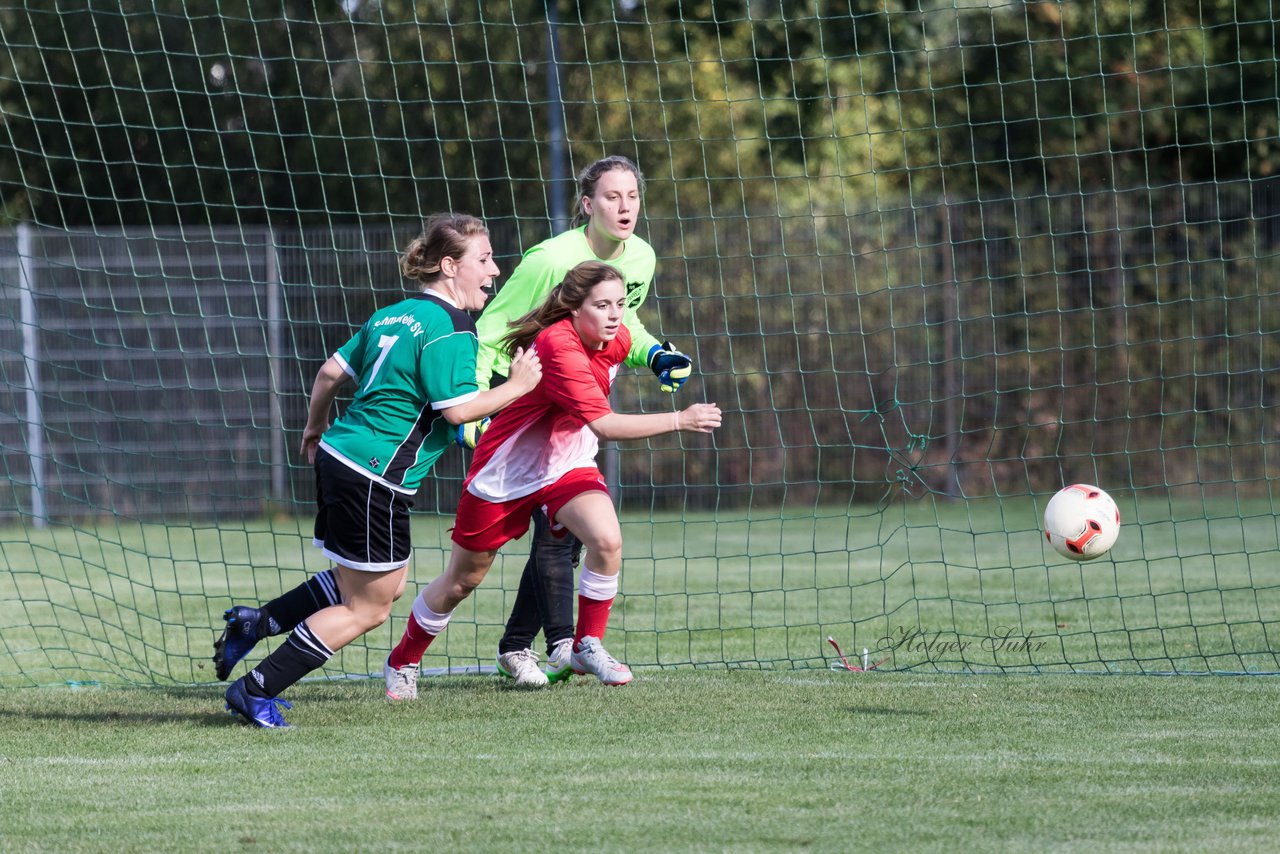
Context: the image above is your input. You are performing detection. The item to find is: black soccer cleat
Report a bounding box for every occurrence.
[213,605,263,681]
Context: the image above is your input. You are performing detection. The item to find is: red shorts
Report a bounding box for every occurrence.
[451,467,609,552]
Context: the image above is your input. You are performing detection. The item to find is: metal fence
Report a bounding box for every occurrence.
[4,187,1280,523]
[4,226,367,520]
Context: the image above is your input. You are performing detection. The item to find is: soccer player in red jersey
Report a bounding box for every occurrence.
[466,156,693,687]
[385,261,720,691]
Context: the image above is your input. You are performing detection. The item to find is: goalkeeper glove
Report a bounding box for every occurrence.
[647,341,693,393]
[455,417,490,449]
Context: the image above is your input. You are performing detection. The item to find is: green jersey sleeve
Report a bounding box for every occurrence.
[334,323,369,379]
[622,298,660,369]
[421,329,479,407]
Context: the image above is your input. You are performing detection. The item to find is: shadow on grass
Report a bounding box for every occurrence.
[0,676,541,729]
[0,705,234,727]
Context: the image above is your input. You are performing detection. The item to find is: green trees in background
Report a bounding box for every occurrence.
[1,1,1277,499]
[3,1,1274,228]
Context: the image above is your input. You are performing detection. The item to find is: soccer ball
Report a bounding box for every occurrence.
[1043,484,1120,561]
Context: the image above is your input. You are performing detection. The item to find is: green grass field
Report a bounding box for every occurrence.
[2,496,1279,687]
[3,498,1280,850]
[2,671,1279,852]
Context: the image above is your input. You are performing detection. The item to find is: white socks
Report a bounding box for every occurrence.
[411,596,453,635]
[579,565,619,601]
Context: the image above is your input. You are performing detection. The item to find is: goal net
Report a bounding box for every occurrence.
[2,1,1278,686]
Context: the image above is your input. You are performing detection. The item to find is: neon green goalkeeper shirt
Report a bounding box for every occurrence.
[319,292,478,492]
[474,226,661,389]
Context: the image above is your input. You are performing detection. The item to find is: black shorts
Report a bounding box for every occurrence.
[313,447,415,572]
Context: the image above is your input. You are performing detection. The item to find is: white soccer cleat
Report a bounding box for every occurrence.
[496,648,550,688]
[545,637,574,684]
[384,656,419,700]
[570,636,633,686]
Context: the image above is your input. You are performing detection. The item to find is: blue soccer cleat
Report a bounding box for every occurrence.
[213,605,263,681]
[224,678,292,728]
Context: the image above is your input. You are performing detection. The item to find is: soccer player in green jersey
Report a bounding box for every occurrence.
[218,214,541,727]
[467,156,695,686]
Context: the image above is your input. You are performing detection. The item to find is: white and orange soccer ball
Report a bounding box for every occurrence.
[1043,484,1120,561]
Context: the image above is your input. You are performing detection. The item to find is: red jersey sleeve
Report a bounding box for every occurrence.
[536,322,615,424]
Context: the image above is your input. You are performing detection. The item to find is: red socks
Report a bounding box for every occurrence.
[574,594,615,649]
[388,617,436,669]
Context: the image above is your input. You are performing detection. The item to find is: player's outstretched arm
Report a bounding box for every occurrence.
[588,402,721,441]
[674,402,721,433]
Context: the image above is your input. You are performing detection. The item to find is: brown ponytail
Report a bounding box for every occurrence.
[501,261,623,355]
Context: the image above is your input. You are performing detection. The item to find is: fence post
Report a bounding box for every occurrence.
[940,201,961,498]
[266,231,287,506]
[17,223,47,527]
[546,0,569,233]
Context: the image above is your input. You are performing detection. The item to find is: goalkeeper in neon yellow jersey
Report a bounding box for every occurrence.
[471,155,695,687]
